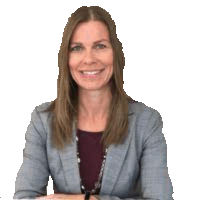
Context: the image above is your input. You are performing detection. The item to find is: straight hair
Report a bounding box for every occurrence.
[42,6,136,152]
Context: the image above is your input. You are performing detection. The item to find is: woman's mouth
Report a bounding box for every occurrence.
[79,69,104,78]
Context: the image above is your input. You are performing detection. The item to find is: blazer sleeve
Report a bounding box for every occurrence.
[13,107,50,199]
[95,108,173,200]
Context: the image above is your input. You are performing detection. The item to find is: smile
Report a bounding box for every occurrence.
[80,69,104,74]
[79,69,104,78]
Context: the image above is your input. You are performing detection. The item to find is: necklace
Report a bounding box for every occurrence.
[76,135,108,194]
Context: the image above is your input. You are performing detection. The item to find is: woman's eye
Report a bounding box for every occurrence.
[97,44,106,49]
[70,46,80,51]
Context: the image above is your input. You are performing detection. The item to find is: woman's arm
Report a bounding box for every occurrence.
[13,107,50,199]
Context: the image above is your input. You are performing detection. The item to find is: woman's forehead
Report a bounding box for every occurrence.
[70,21,109,43]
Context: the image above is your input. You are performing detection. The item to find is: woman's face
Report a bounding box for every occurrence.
[68,20,113,92]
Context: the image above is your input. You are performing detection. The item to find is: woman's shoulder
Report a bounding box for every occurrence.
[31,101,53,125]
[129,102,158,115]
[35,101,52,112]
[129,102,163,129]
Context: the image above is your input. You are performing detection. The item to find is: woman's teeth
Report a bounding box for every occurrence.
[82,70,100,75]
[81,69,103,74]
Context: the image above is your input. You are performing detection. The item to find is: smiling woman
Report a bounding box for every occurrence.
[68,21,113,92]
[14,6,173,200]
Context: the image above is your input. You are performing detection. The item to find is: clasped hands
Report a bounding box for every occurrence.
[36,194,97,200]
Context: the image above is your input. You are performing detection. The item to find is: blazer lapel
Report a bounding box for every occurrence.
[59,121,82,193]
[99,114,135,195]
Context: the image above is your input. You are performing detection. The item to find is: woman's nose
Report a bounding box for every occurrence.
[83,49,96,65]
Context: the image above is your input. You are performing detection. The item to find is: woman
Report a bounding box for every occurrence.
[14,6,173,200]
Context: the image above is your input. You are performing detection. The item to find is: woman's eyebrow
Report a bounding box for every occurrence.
[70,39,109,45]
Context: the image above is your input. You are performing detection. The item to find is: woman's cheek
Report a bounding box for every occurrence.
[69,54,81,67]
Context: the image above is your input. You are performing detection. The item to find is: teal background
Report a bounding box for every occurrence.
[0,0,200,200]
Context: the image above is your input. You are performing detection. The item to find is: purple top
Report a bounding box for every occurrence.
[77,128,105,194]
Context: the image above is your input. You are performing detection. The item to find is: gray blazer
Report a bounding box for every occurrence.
[14,101,173,200]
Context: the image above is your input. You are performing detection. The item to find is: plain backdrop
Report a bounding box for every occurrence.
[0,1,200,199]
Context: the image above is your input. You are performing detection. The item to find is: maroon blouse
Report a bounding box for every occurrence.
[77,128,105,194]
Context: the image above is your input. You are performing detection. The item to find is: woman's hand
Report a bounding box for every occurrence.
[36,194,85,200]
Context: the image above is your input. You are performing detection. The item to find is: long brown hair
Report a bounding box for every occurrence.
[42,6,135,151]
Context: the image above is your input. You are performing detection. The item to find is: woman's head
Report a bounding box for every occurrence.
[68,20,114,93]
[58,6,125,105]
